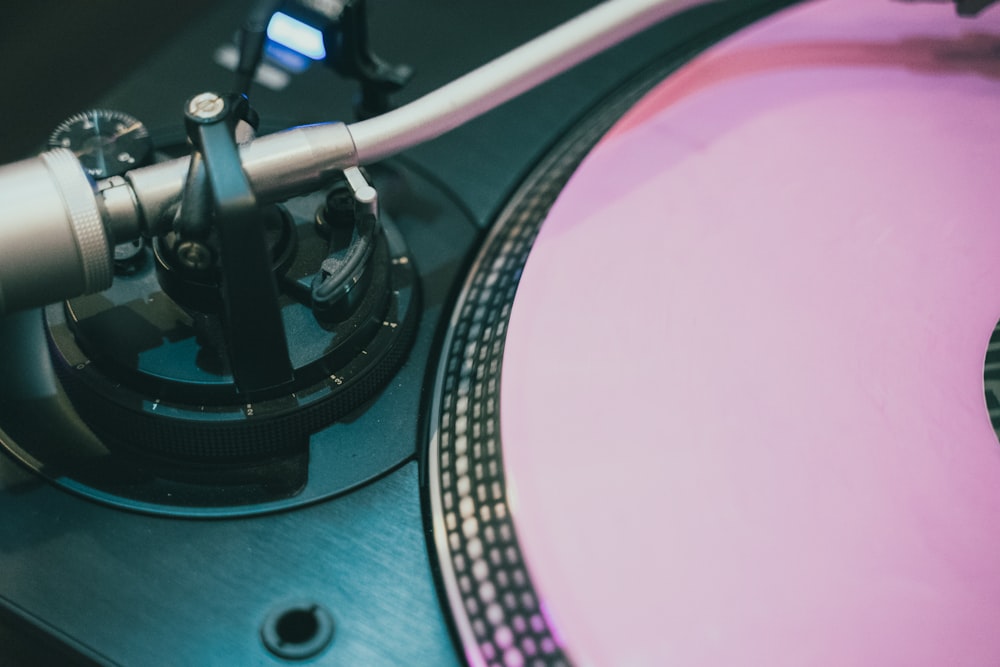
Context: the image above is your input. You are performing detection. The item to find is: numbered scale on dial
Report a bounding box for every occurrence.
[47,109,153,178]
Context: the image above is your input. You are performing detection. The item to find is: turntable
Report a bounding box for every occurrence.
[0,0,998,664]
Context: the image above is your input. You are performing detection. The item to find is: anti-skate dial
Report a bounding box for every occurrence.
[48,109,153,179]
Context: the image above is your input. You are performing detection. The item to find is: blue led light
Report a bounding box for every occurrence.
[266,12,326,61]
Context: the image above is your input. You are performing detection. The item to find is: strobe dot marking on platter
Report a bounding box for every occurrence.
[429,69,646,667]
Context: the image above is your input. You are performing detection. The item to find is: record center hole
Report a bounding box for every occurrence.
[276,608,319,645]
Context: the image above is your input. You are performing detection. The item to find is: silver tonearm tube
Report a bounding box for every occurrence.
[0,0,723,315]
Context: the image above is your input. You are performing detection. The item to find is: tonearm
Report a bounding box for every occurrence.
[0,0,991,315]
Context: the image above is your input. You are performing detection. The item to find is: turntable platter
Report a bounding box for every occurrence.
[498,0,1000,665]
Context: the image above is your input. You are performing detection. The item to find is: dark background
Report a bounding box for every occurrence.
[0,0,207,164]
[0,3,205,661]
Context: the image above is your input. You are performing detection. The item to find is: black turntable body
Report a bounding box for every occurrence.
[0,1,776,664]
[1,0,998,665]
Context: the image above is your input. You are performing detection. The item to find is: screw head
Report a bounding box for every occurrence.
[186,92,226,121]
[176,240,213,271]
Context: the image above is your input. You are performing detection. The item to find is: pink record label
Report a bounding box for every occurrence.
[500,0,1000,664]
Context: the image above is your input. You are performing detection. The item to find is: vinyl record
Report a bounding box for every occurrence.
[430,0,1000,665]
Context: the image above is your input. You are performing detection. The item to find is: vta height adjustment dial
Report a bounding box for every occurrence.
[48,109,153,179]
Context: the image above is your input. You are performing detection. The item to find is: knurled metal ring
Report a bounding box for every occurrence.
[41,149,113,294]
